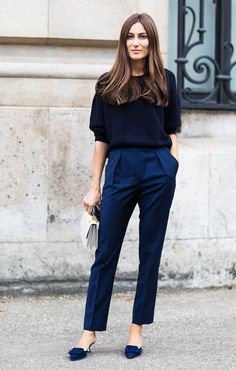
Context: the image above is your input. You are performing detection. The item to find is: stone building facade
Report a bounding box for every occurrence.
[0,0,235,293]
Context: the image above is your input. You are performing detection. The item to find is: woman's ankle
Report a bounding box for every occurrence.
[130,323,142,329]
[84,330,96,336]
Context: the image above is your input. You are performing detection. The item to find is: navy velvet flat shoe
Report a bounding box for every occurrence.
[68,341,95,361]
[124,344,142,359]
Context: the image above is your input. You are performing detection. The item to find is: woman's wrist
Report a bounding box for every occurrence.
[169,133,179,161]
[170,150,179,162]
[170,147,178,156]
[90,184,101,192]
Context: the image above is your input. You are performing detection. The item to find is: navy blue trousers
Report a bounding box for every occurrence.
[83,146,179,331]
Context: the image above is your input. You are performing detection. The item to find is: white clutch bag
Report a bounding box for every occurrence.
[79,207,100,250]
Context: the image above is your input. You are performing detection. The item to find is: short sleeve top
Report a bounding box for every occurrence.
[89,68,181,158]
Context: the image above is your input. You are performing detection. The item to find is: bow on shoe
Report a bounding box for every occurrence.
[124,344,142,359]
[68,343,94,361]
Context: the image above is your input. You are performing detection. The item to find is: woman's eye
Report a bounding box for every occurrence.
[127,34,147,39]
[127,35,147,39]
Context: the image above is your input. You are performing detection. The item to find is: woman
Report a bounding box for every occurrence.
[68,12,181,361]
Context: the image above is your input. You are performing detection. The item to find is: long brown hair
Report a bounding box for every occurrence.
[96,13,168,106]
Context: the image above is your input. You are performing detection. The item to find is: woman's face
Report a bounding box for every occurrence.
[126,22,149,61]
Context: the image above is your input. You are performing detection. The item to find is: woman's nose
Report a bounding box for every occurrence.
[132,38,140,46]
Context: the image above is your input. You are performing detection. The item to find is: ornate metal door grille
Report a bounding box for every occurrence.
[176,0,236,110]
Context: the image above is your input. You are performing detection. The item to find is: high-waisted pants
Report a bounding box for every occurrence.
[83,146,179,331]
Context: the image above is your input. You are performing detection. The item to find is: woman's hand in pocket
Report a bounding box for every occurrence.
[170,150,179,163]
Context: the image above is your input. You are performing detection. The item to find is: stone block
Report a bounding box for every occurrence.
[159,238,236,288]
[48,108,96,241]
[209,153,236,237]
[0,241,93,283]
[49,0,137,40]
[167,142,209,239]
[0,0,48,38]
[0,78,96,107]
[181,110,236,138]
[0,108,48,241]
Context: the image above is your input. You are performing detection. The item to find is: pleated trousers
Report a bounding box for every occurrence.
[83,146,179,331]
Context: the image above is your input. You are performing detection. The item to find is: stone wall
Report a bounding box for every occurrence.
[0,0,235,293]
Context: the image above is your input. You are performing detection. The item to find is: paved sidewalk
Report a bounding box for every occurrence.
[0,287,235,370]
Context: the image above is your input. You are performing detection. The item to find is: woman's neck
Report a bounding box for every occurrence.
[130,60,146,76]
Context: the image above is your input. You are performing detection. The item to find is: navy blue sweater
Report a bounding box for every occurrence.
[89,68,181,158]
